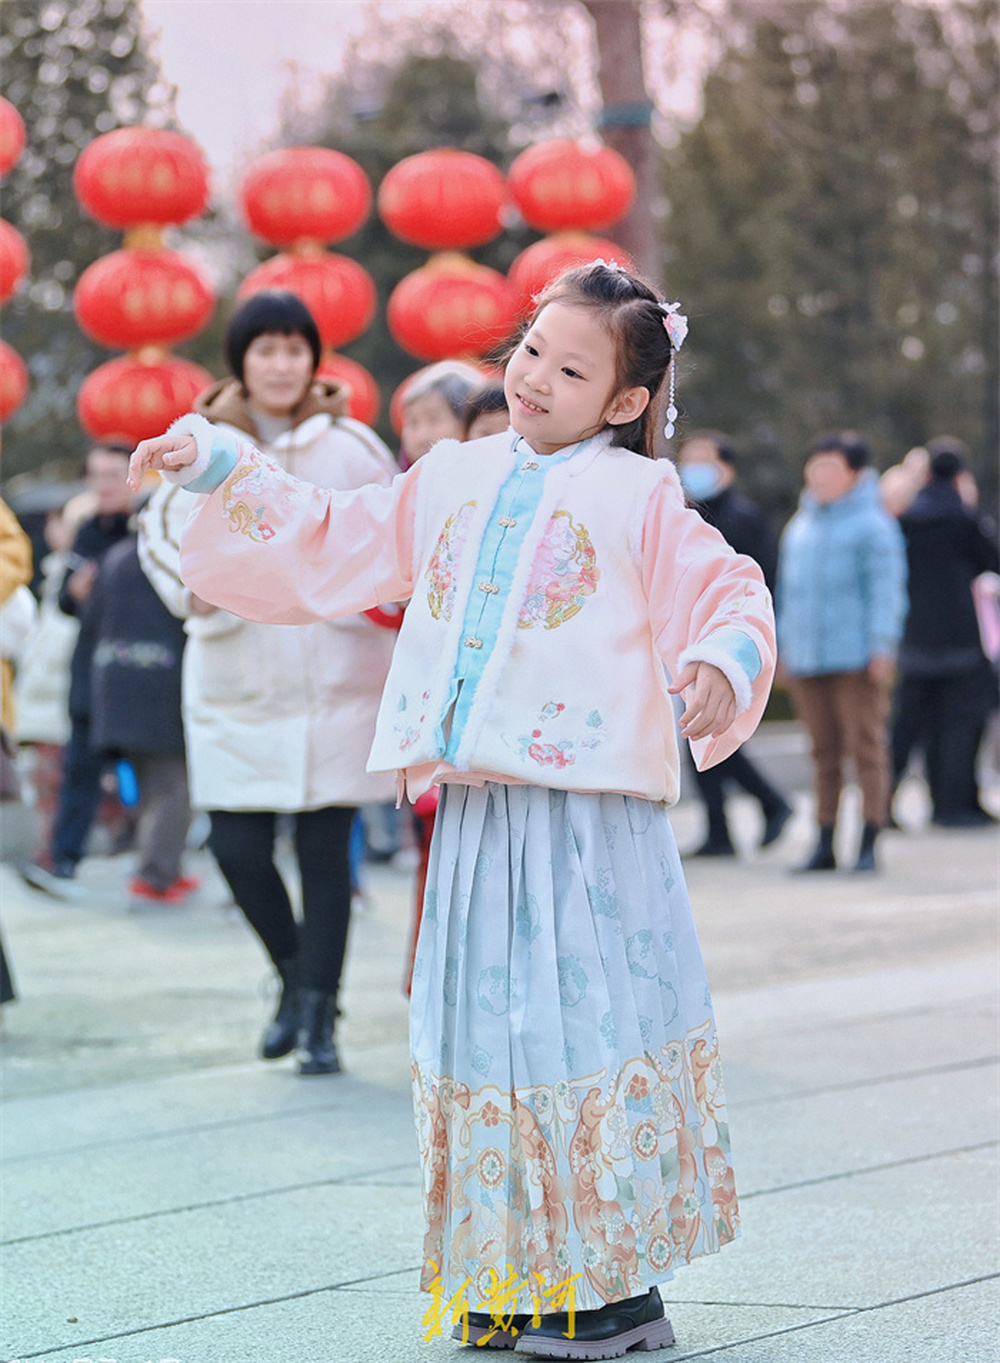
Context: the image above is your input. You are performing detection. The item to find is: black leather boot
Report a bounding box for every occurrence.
[297,988,341,1075]
[514,1286,675,1358]
[259,955,299,1060]
[854,821,880,872]
[794,825,836,873]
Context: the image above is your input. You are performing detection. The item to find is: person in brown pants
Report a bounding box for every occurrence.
[776,433,908,872]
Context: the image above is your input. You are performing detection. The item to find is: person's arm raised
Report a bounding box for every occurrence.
[128,415,419,628]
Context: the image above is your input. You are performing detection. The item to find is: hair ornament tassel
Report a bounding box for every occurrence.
[660,301,687,439]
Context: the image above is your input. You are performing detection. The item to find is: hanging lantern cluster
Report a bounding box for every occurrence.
[0,96,30,425]
[73,127,215,445]
[379,149,516,365]
[237,147,379,424]
[506,140,636,314]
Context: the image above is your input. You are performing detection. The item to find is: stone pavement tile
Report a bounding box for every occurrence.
[0,858,415,1100]
[0,1063,413,1159]
[730,1065,998,1195]
[3,1279,439,1363]
[12,1287,839,1363]
[724,997,996,1108]
[716,956,997,1099]
[673,1147,997,1307]
[0,1183,425,1360]
[660,1276,998,1363]
[2,1083,417,1240]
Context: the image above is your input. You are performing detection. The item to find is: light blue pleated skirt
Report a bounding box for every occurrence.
[409,782,739,1314]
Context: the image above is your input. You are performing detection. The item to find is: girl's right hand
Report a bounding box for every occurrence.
[127,434,199,491]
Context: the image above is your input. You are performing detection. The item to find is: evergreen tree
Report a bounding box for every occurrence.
[661,0,998,512]
[1,0,173,480]
[284,36,526,449]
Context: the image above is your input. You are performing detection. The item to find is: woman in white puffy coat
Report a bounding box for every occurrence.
[139,292,398,1075]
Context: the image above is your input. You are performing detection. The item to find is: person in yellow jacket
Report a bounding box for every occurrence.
[0,497,33,734]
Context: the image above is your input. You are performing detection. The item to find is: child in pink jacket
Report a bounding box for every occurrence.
[130,263,775,1360]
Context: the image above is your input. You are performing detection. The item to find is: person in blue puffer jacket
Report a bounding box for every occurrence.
[777,431,908,873]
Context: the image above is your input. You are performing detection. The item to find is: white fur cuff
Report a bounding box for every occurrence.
[677,643,753,714]
[162,411,217,486]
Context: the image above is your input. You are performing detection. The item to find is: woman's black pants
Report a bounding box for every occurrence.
[207,806,356,996]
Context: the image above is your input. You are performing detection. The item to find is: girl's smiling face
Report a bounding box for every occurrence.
[504,301,648,456]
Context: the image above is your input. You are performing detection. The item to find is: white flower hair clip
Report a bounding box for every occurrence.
[659,300,688,439]
[660,301,688,351]
[591,257,629,274]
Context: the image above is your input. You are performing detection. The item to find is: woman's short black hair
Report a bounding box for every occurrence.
[224,291,322,383]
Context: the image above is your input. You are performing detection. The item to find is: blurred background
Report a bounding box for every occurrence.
[1,0,996,519]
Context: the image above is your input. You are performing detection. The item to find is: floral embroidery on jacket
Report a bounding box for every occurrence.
[519,511,599,630]
[426,500,478,621]
[220,449,279,543]
[519,735,577,769]
[507,704,606,769]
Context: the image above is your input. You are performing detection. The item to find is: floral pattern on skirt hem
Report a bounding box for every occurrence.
[409,781,739,1314]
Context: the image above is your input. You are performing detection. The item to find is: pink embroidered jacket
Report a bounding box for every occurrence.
[170,419,776,804]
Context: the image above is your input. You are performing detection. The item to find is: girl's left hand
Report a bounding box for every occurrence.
[669,662,737,740]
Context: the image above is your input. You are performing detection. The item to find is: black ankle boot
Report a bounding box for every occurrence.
[854,821,880,872]
[795,825,836,872]
[297,988,341,1075]
[260,955,299,1060]
[515,1286,675,1357]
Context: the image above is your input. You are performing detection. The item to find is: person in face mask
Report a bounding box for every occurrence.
[677,431,793,856]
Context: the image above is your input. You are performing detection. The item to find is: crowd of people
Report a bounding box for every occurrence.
[2,288,996,1055]
[1,268,997,1360]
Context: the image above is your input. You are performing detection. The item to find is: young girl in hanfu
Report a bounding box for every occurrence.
[128,263,775,1361]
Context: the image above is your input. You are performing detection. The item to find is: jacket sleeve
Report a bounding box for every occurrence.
[57,521,95,619]
[174,423,420,625]
[642,476,776,770]
[138,481,194,620]
[0,499,32,606]
[862,513,908,658]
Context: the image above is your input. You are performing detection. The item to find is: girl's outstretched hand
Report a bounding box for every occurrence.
[127,434,199,492]
[669,661,737,740]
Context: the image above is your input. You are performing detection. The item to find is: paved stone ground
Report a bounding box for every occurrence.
[2,736,997,1362]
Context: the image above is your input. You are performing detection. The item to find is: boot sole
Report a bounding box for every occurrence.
[514,1316,675,1358]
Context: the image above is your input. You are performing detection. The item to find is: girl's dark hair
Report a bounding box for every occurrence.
[462,381,507,436]
[507,263,675,458]
[224,291,322,384]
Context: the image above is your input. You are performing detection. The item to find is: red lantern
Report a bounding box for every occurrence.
[74,128,210,230]
[315,352,380,426]
[508,140,635,234]
[378,150,507,251]
[0,338,28,423]
[0,218,30,304]
[78,354,213,445]
[238,251,376,351]
[508,233,632,315]
[0,98,26,179]
[74,249,214,349]
[387,255,516,362]
[241,147,371,248]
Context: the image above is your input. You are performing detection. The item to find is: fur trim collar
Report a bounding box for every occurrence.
[194,376,350,438]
